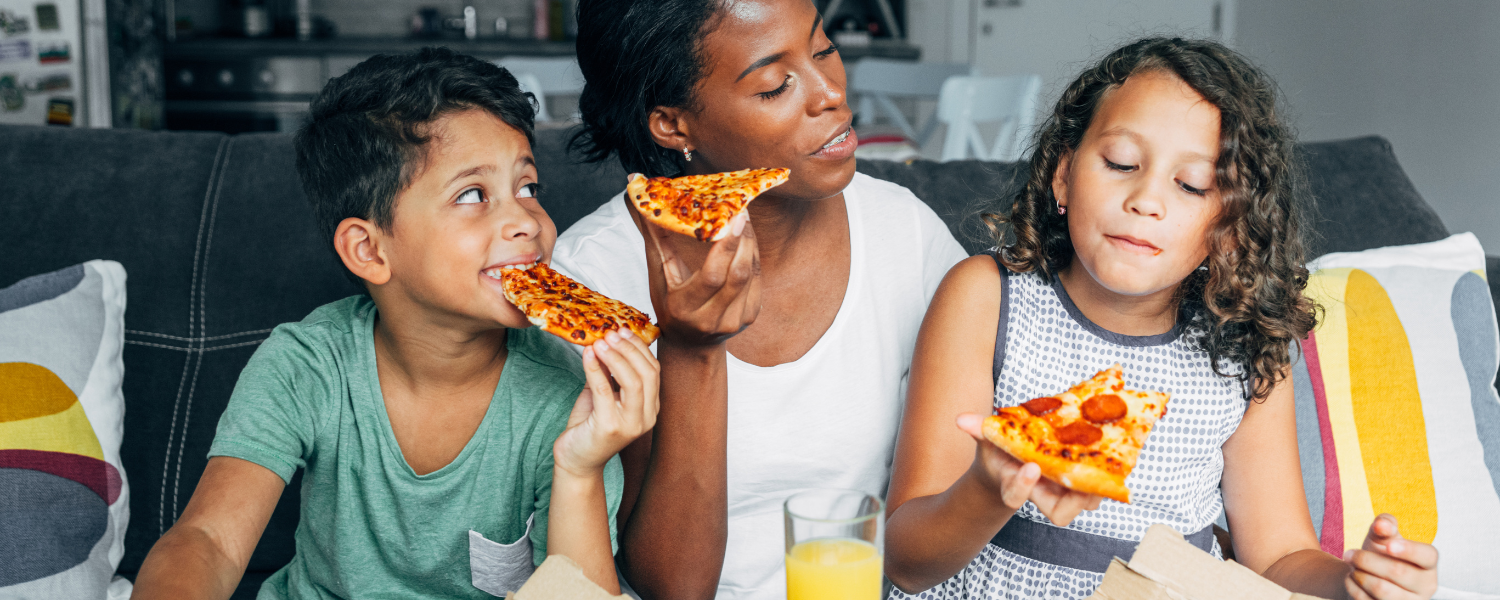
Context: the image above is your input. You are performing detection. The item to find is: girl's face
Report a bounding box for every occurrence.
[666,0,856,201]
[1053,70,1221,298]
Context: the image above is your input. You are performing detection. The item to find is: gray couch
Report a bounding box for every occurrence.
[2,123,1496,599]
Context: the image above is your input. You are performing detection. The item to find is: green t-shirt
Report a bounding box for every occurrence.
[208,296,622,600]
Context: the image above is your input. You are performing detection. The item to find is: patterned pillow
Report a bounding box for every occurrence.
[0,261,132,600]
[1292,233,1500,598]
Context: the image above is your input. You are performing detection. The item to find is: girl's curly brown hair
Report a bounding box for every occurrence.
[988,37,1318,401]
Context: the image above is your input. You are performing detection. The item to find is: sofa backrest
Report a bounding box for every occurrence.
[1,124,1490,584]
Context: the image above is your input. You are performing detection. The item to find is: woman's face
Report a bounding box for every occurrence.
[668,0,856,201]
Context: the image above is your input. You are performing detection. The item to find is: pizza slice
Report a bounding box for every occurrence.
[982,364,1170,503]
[499,262,660,346]
[625,168,791,242]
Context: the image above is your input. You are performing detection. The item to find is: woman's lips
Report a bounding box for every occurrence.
[812,127,857,160]
[1107,235,1162,256]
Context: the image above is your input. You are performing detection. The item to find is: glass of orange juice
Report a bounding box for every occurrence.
[784,488,884,600]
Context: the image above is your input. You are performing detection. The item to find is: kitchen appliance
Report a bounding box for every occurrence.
[0,0,108,126]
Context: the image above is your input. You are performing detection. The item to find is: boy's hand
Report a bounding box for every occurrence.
[629,203,762,347]
[554,328,660,478]
[956,413,1102,528]
[1343,514,1438,600]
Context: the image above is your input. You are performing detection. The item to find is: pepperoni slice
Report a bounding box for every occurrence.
[1021,397,1062,416]
[1081,394,1128,424]
[1056,421,1103,445]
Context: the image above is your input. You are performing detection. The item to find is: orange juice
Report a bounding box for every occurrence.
[785,537,882,600]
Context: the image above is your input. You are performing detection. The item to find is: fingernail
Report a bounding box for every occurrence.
[595,339,610,353]
[620,328,635,339]
[1388,540,1404,554]
[606,329,621,343]
[1342,549,1354,561]
[731,212,747,236]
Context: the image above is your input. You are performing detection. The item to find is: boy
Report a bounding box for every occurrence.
[133,48,658,599]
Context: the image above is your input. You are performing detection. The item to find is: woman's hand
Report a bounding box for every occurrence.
[956,413,1103,527]
[1343,514,1438,600]
[553,328,661,477]
[629,204,762,347]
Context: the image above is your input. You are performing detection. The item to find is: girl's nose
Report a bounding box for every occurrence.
[1124,183,1166,219]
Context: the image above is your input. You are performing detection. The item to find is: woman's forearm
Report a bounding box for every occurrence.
[548,467,620,594]
[618,340,730,600]
[885,467,1018,594]
[1262,548,1352,600]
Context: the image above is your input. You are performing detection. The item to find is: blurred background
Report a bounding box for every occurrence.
[0,0,1493,251]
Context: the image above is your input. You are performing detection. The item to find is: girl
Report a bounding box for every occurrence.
[883,38,1439,600]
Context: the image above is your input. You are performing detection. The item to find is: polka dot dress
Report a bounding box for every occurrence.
[891,268,1247,600]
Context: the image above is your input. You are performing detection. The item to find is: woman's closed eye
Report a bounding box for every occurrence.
[758,74,792,100]
[814,42,839,59]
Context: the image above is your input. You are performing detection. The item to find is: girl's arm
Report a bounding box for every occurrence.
[613,211,759,600]
[885,256,1102,594]
[1222,371,1438,599]
[131,456,286,600]
[550,329,660,594]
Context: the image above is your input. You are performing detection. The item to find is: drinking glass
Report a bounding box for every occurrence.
[784,488,884,600]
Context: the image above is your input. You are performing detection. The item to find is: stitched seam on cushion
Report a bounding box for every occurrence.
[125,338,268,352]
[127,328,275,342]
[159,136,229,536]
[173,139,232,522]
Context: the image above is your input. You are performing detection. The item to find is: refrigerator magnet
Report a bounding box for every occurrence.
[37,41,67,64]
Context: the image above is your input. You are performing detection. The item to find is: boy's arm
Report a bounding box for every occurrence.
[547,463,617,592]
[132,457,286,600]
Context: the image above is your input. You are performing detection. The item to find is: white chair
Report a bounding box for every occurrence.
[495,56,585,122]
[936,74,1043,162]
[848,59,974,146]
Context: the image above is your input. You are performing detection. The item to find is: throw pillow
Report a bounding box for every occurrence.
[0,260,132,600]
[1292,233,1500,597]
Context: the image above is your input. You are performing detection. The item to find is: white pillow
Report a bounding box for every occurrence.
[0,260,132,600]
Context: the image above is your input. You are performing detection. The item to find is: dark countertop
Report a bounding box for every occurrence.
[165,36,920,61]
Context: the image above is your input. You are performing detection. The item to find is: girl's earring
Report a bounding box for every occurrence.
[1057,203,1066,215]
[683,147,693,162]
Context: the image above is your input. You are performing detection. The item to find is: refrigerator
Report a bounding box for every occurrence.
[0,0,108,127]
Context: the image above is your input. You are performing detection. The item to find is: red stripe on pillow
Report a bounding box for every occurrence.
[1302,335,1344,555]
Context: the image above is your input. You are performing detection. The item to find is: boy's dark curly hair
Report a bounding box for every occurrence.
[988,37,1317,400]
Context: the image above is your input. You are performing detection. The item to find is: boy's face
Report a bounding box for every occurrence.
[378,108,554,331]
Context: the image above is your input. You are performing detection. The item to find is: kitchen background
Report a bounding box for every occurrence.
[3,0,1494,254]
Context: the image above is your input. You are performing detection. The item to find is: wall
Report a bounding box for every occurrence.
[172,0,539,38]
[1235,0,1500,254]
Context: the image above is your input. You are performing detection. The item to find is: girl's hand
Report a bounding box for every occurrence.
[629,204,762,347]
[553,329,661,477]
[956,413,1103,527]
[1343,514,1438,600]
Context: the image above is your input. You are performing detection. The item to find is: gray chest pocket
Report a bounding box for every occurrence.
[469,513,536,597]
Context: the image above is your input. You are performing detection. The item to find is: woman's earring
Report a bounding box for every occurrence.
[683,147,693,162]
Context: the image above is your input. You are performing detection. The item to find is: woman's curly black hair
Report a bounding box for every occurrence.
[987,37,1318,401]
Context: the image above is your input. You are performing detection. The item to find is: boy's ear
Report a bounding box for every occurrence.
[334,217,392,286]
[1051,150,1073,211]
[648,106,691,155]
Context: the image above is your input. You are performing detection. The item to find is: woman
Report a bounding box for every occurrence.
[550,1,968,598]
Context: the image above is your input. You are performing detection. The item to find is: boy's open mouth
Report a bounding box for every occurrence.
[483,261,537,280]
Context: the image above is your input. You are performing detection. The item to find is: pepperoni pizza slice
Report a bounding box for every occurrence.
[982,364,1169,503]
[625,168,791,242]
[499,262,659,346]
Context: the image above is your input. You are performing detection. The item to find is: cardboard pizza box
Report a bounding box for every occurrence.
[1086,524,1329,600]
[504,555,630,600]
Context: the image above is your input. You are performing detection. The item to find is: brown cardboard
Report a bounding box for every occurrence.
[1085,524,1329,600]
[504,555,630,600]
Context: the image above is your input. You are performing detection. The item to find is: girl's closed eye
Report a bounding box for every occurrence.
[1104,158,1137,173]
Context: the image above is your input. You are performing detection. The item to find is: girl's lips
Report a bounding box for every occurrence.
[1107,235,1162,256]
[812,127,857,160]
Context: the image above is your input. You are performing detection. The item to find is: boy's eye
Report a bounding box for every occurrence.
[456,188,486,205]
[1104,158,1137,173]
[517,183,540,199]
